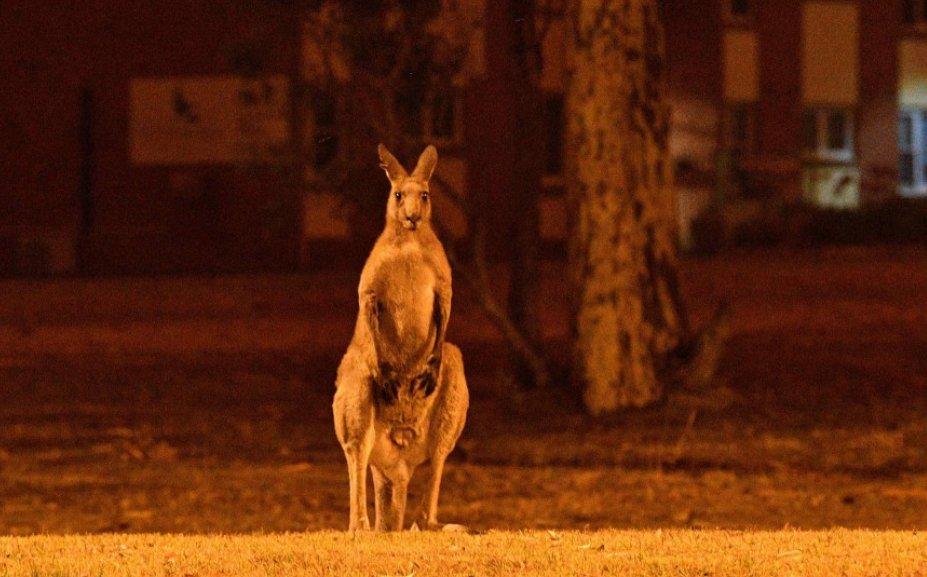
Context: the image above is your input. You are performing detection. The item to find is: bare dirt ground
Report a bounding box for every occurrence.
[0,246,926,534]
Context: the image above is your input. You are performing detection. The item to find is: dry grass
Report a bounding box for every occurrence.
[2,530,925,577]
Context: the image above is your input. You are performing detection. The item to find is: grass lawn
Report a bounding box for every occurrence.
[3,530,926,576]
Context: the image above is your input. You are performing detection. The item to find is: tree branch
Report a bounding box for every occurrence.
[430,173,468,213]
[432,213,551,389]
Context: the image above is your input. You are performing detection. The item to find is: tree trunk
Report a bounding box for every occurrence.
[566,0,688,413]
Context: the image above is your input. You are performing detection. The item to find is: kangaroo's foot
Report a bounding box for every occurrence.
[410,519,469,533]
[349,516,372,532]
[411,507,468,533]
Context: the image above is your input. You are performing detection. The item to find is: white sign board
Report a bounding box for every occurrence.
[130,75,289,165]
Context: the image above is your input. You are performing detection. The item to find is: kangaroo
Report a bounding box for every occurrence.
[333,144,468,532]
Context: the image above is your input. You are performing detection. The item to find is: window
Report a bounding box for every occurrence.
[396,88,462,146]
[396,89,425,140]
[722,104,756,154]
[902,0,927,25]
[725,0,754,23]
[730,0,752,17]
[310,92,338,169]
[544,93,565,177]
[801,108,854,161]
[425,91,460,144]
[899,108,927,194]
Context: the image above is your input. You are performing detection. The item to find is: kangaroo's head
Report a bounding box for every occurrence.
[378,144,438,233]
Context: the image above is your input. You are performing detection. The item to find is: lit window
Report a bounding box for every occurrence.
[801,108,854,162]
[826,111,847,151]
[899,108,927,194]
[544,93,565,177]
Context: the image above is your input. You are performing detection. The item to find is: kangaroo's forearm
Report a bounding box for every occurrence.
[363,292,387,366]
[431,292,450,361]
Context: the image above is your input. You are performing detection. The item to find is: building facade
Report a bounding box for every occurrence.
[306,0,927,261]
[1,2,303,275]
[667,0,927,220]
[1,1,922,275]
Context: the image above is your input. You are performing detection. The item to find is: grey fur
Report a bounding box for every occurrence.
[333,144,469,532]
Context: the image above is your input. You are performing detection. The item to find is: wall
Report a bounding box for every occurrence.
[0,1,303,274]
[860,0,901,202]
[665,0,723,172]
[0,0,915,275]
[753,0,803,200]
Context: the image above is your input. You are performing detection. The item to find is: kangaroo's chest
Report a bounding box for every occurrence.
[369,245,437,365]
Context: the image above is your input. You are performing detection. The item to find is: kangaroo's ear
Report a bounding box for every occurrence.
[411,145,438,183]
[378,144,408,183]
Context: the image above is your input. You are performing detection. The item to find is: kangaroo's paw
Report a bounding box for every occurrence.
[373,362,400,404]
[413,355,441,396]
[378,361,400,383]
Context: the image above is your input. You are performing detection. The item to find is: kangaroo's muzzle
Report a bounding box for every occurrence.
[403,215,420,230]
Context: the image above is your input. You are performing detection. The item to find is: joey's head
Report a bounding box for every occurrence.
[378,144,438,233]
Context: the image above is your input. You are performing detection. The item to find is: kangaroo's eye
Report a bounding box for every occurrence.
[394,192,402,201]
[420,192,429,202]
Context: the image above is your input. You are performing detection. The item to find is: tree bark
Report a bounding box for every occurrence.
[566,0,687,413]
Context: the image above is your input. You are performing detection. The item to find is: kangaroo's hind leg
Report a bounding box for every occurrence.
[388,467,411,531]
[372,467,393,531]
[415,451,449,529]
[343,438,373,531]
[333,351,376,532]
[374,465,411,531]
[415,344,469,531]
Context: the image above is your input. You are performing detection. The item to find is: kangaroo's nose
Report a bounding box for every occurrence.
[406,214,421,223]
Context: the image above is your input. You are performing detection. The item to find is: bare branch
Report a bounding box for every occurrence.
[430,173,467,213]
[307,0,552,390]
[433,216,551,389]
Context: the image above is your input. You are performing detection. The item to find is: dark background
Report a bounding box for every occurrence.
[0,0,926,534]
